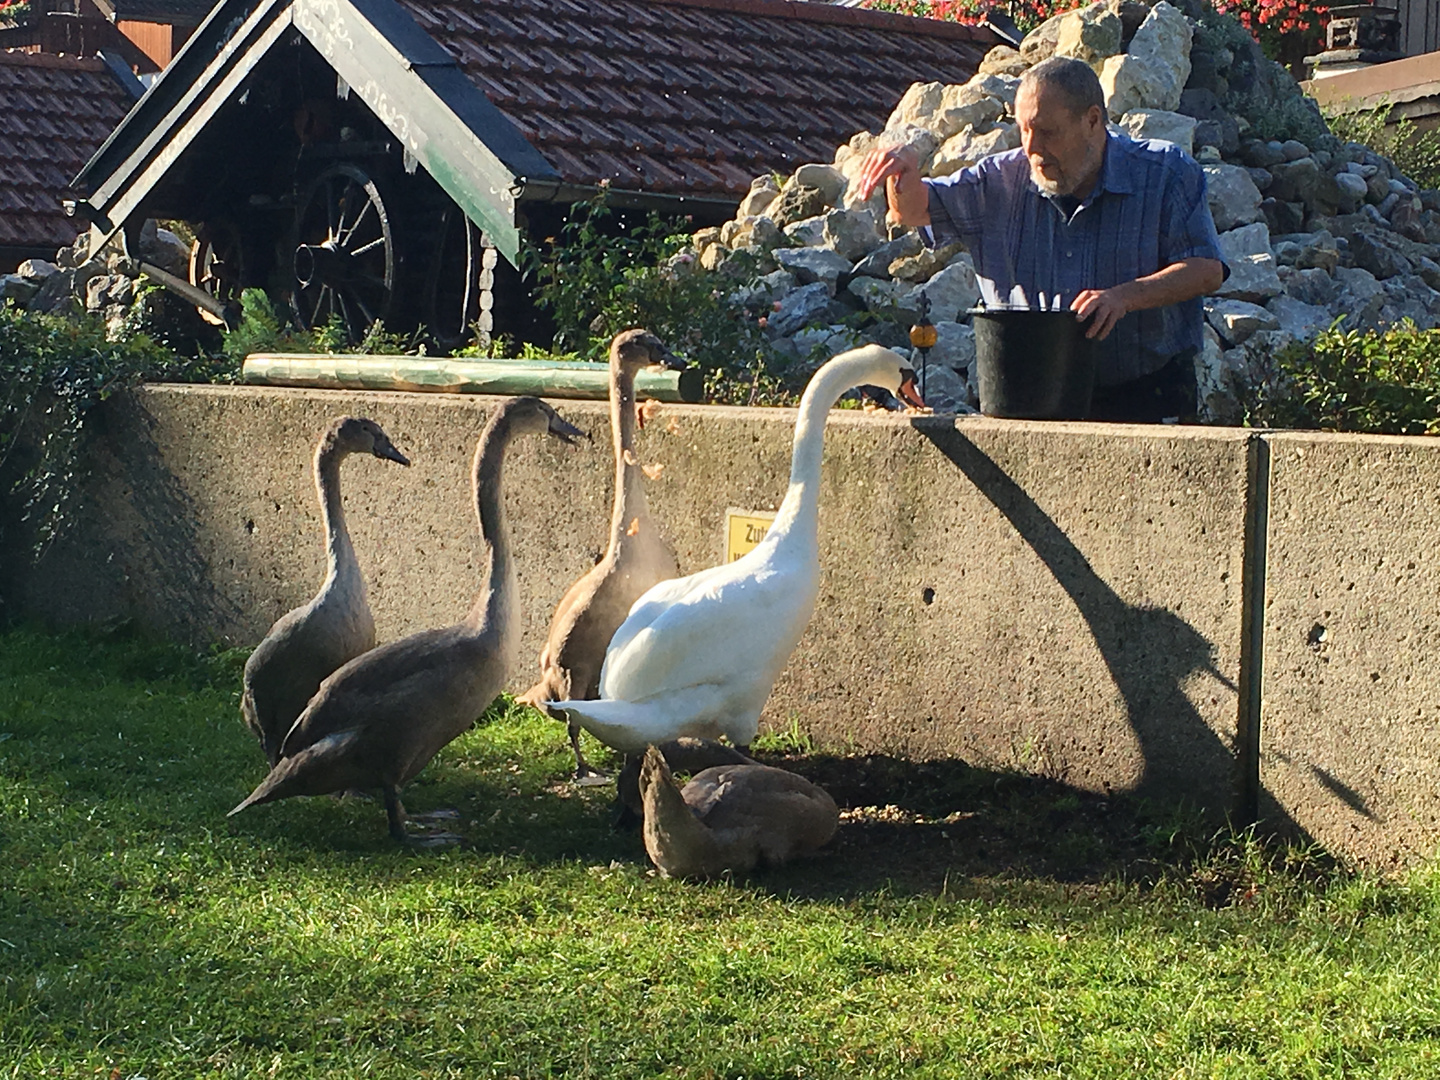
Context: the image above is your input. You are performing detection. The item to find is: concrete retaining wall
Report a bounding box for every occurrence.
[14,384,1440,868]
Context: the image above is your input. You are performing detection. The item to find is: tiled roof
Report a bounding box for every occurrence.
[0,50,136,254]
[396,0,995,201]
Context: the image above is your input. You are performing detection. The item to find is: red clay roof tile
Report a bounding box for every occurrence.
[392,0,994,203]
[0,50,134,257]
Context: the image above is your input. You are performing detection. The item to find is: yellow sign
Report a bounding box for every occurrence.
[724,508,777,563]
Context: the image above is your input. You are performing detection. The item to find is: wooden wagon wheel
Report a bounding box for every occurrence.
[189,220,246,326]
[424,203,491,351]
[291,164,395,342]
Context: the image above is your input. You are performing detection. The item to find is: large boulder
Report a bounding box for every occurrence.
[978,45,1030,77]
[793,164,847,208]
[905,257,981,322]
[932,87,1006,142]
[930,124,1020,177]
[1054,4,1123,66]
[768,184,830,228]
[1204,164,1264,232]
[769,281,845,337]
[1213,222,1282,303]
[1330,266,1386,329]
[738,176,779,218]
[886,82,945,132]
[851,232,924,279]
[822,208,884,263]
[1266,295,1333,342]
[1118,109,1197,153]
[1205,298,1278,346]
[773,247,853,293]
[1100,1,1193,118]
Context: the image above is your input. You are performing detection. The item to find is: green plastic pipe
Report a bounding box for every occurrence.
[241,354,704,403]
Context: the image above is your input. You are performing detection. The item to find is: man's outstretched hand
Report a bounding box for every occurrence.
[858,146,931,227]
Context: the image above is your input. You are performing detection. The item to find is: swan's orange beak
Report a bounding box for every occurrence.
[896,370,926,410]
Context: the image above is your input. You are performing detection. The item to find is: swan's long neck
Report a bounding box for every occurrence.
[606,364,648,552]
[769,358,859,551]
[466,418,518,636]
[314,443,359,593]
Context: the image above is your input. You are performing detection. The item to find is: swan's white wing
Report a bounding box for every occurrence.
[599,553,819,707]
[602,560,737,660]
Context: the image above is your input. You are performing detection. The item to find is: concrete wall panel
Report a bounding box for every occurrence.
[1262,432,1440,869]
[18,386,1254,810]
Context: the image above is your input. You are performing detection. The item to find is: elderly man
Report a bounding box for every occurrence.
[859,55,1226,422]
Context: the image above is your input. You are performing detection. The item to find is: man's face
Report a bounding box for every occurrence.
[1016,82,1105,197]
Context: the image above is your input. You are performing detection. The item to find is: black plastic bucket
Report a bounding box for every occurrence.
[970,309,1096,420]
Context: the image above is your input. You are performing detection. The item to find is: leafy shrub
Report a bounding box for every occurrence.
[0,303,235,563]
[1243,321,1440,435]
[219,288,421,362]
[1327,104,1440,192]
[522,193,786,403]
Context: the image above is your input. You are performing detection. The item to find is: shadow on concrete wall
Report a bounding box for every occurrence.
[914,422,1304,834]
[27,394,245,643]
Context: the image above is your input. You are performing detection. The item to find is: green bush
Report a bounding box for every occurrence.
[1326,104,1440,192]
[522,194,786,403]
[1244,321,1440,435]
[219,288,421,362]
[0,303,234,562]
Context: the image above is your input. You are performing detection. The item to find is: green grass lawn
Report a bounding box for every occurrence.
[3,624,1440,1078]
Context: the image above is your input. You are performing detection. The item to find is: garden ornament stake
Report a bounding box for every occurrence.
[908,292,937,401]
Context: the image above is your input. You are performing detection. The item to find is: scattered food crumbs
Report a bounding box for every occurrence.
[623,449,639,466]
[641,462,664,480]
[665,416,681,434]
[639,399,663,425]
[860,400,885,413]
[626,518,640,536]
[903,404,934,416]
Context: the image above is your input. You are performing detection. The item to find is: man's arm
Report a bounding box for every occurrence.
[858,146,931,227]
[1071,257,1225,341]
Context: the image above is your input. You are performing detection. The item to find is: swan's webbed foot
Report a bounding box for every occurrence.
[384,788,465,848]
[571,723,612,786]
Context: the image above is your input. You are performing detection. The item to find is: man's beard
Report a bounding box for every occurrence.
[1029,139,1103,197]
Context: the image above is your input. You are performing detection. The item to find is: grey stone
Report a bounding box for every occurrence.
[912,361,976,414]
[978,45,1030,77]
[1204,163,1264,232]
[1055,4,1123,65]
[769,184,830,228]
[1262,199,1305,236]
[1206,298,1279,346]
[1334,171,1369,203]
[1020,7,1070,63]
[792,324,861,362]
[851,232,924,279]
[28,267,78,313]
[1177,87,1240,157]
[1331,266,1386,328]
[1242,140,1286,168]
[86,274,133,311]
[931,124,1020,176]
[1283,266,1337,308]
[1280,139,1310,162]
[732,216,783,252]
[768,282,844,337]
[783,215,828,248]
[823,208,884,263]
[738,176,779,219]
[1100,1,1193,118]
[906,257,981,322]
[928,320,977,372]
[886,82,946,132]
[793,164,847,207]
[0,274,38,305]
[1349,230,1412,280]
[1196,324,1242,425]
[889,242,965,285]
[846,276,912,314]
[1118,109,1197,153]
[1214,222,1283,302]
[728,269,797,310]
[15,258,58,281]
[773,247,854,292]
[1246,167,1273,193]
[1266,295,1332,342]
[931,90,1006,142]
[1417,255,1440,292]
[967,73,1019,110]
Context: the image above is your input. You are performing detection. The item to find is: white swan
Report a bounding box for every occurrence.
[548,345,923,753]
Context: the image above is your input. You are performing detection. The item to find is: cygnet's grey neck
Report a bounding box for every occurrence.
[315,443,361,594]
[466,416,519,637]
[606,363,650,551]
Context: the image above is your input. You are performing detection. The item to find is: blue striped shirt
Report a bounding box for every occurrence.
[924,131,1226,386]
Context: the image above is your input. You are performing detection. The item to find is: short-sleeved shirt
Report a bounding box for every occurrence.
[923,131,1226,386]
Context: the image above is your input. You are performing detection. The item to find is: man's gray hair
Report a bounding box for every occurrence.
[1018,56,1106,116]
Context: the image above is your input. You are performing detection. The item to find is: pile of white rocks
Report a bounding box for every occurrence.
[0,221,194,337]
[684,0,1440,422]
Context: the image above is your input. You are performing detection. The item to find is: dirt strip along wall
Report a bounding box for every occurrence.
[20,384,1440,868]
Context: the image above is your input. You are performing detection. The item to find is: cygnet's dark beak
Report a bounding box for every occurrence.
[375,443,411,466]
[547,413,588,445]
[896,369,927,410]
[652,347,688,373]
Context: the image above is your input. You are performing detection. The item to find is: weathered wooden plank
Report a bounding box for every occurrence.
[241,354,705,402]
